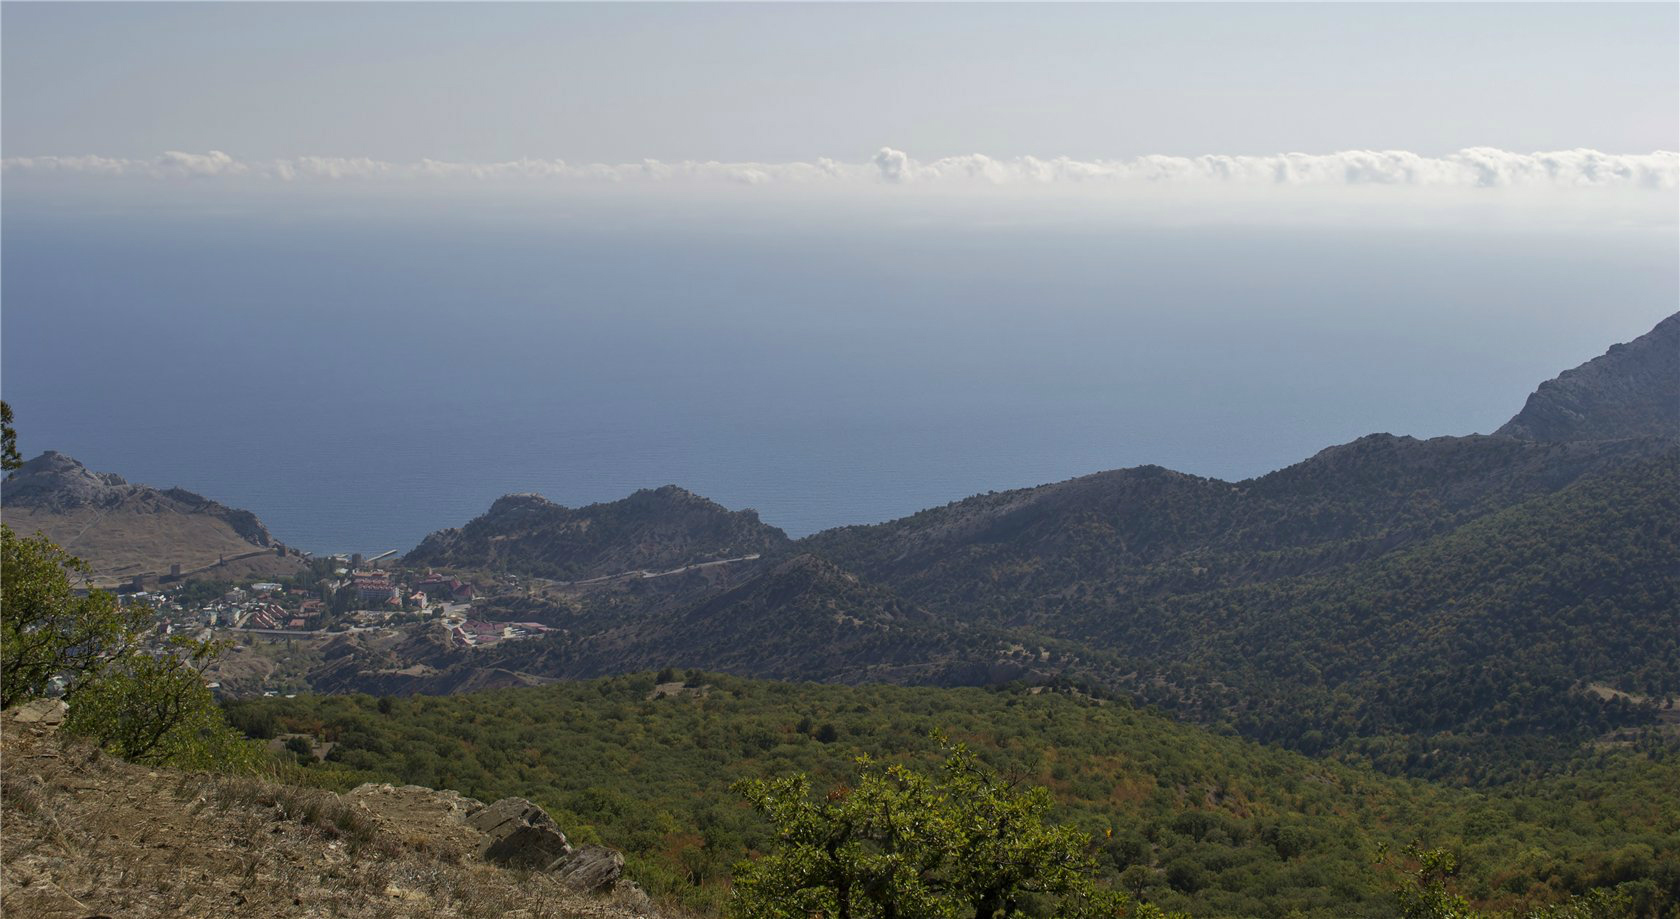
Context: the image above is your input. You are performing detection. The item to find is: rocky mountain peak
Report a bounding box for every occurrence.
[1495,312,1679,442]
[486,492,559,516]
[3,451,133,509]
[406,484,788,579]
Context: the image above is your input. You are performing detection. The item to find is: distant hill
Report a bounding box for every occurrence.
[404,486,789,579]
[305,554,1032,695]
[339,318,1680,782]
[1496,312,1678,441]
[797,433,1664,615]
[1055,446,1678,775]
[299,621,559,697]
[1,451,305,586]
[357,433,1675,783]
[476,553,1031,686]
[792,433,1676,780]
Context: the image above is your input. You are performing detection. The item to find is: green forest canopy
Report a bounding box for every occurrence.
[232,674,1680,918]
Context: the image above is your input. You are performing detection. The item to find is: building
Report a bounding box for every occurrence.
[352,572,399,606]
[245,605,286,630]
[416,575,475,602]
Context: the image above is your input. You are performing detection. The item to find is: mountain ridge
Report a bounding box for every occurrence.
[404,484,789,579]
[1,451,304,586]
[365,313,1680,781]
[1496,311,1678,441]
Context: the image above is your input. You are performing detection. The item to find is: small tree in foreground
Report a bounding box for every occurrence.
[2,523,256,771]
[1,525,150,709]
[64,635,258,770]
[1392,845,1631,919]
[730,739,1183,919]
[1395,846,1479,919]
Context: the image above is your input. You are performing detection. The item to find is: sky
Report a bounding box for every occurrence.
[4,3,1676,164]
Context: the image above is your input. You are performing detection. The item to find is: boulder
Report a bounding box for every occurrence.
[345,784,629,890]
[466,797,573,870]
[555,844,624,893]
[9,698,68,728]
[343,783,487,859]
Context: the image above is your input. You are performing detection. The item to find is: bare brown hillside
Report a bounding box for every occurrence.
[0,716,676,919]
[1,451,306,587]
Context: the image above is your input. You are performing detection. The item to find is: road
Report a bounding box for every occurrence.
[535,553,763,588]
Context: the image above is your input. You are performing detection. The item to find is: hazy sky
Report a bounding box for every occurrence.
[4,3,1676,164]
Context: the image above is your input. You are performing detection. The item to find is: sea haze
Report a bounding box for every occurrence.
[3,196,1674,553]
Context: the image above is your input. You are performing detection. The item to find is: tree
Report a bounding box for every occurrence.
[730,739,1179,919]
[1,400,19,472]
[1,524,151,709]
[1395,847,1477,919]
[63,635,258,770]
[1391,845,1632,919]
[2,523,256,770]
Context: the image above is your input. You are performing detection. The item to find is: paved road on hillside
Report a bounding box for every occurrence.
[533,553,764,589]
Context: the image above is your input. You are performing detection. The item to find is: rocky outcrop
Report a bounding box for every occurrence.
[1496,312,1679,442]
[342,783,487,859]
[0,451,132,508]
[466,796,574,870]
[7,699,67,728]
[556,846,626,894]
[347,783,624,892]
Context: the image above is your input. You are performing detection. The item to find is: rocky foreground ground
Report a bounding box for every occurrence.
[0,707,676,919]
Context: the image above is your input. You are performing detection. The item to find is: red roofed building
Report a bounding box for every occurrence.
[416,575,475,602]
[353,572,399,605]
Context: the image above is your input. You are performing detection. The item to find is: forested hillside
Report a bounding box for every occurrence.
[406,486,789,579]
[232,674,1680,919]
[499,554,988,684]
[796,434,1667,623]
[1055,448,1679,781]
[366,314,1680,784]
[390,434,1675,779]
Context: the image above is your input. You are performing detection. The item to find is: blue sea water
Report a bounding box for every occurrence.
[3,197,1674,553]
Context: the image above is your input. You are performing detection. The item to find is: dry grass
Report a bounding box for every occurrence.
[1,720,684,919]
[187,773,392,855]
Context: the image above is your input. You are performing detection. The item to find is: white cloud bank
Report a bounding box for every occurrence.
[4,147,1676,191]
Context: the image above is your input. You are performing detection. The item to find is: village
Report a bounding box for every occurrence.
[129,554,556,654]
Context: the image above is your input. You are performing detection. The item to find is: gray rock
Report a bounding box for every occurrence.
[466,797,573,870]
[555,844,625,893]
[613,880,653,910]
[345,784,631,890]
[10,698,68,727]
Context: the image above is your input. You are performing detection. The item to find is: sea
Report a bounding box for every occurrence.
[4,193,1675,554]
